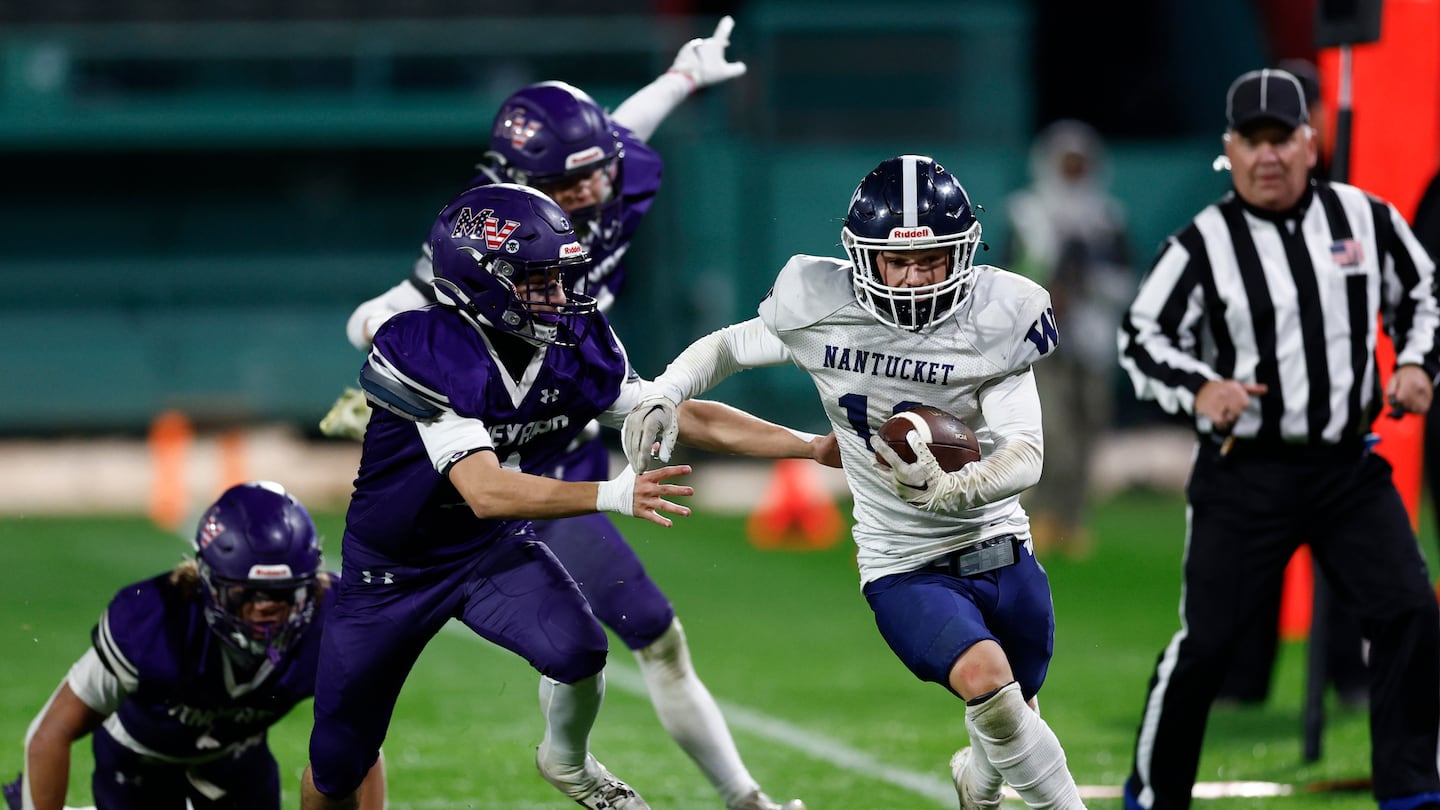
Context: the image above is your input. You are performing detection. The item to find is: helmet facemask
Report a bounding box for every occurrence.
[197,561,320,666]
[432,245,597,348]
[843,221,982,331]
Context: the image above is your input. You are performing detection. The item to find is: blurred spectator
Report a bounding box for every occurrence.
[1005,119,1135,558]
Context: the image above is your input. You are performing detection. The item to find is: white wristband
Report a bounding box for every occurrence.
[595,468,637,516]
[785,427,819,443]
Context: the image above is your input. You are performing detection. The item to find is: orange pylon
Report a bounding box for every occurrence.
[148,410,194,531]
[1278,545,1314,642]
[745,459,844,550]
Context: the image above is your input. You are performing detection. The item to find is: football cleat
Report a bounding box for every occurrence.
[537,751,650,810]
[951,747,1002,810]
[730,789,807,810]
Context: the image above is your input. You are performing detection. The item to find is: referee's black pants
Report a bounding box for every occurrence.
[1126,440,1440,809]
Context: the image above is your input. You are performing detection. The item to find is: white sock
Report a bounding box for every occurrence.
[537,673,604,778]
[634,619,757,807]
[964,713,1006,798]
[966,682,1084,809]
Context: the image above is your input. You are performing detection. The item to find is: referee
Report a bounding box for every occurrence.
[1118,68,1440,810]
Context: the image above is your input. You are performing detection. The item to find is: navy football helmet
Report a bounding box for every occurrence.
[428,183,597,346]
[841,155,983,330]
[193,481,322,665]
[485,81,624,243]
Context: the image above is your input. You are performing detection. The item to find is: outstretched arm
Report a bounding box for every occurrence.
[676,400,840,467]
[447,450,695,528]
[619,318,793,471]
[611,15,747,142]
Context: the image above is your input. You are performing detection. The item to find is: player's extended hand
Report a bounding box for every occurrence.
[319,387,373,442]
[874,433,952,512]
[623,396,680,473]
[596,464,694,527]
[668,15,747,90]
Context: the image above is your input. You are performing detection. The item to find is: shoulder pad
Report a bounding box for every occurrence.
[91,576,173,691]
[360,360,443,422]
[360,312,455,422]
[966,268,1059,372]
[759,255,853,331]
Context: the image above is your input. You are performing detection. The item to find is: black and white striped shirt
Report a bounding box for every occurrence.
[1119,181,1440,445]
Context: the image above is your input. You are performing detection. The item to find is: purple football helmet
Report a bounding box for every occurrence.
[193,480,322,665]
[428,182,597,346]
[485,81,625,245]
[841,155,983,331]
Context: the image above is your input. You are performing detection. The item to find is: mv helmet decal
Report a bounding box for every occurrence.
[429,183,597,346]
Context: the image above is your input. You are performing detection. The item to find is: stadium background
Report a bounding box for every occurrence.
[2,1,1436,807]
[0,0,1306,441]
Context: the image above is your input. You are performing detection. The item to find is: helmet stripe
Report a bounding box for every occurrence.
[901,155,918,227]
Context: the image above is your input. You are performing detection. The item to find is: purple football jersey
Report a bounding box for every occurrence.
[343,305,633,570]
[90,573,333,761]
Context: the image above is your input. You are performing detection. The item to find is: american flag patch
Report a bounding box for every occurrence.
[1330,238,1363,267]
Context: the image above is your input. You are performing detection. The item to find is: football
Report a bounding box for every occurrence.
[875,405,981,472]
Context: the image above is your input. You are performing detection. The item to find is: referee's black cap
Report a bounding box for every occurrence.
[1226,68,1310,133]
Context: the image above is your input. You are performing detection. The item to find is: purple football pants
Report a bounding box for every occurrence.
[534,436,676,651]
[308,529,608,797]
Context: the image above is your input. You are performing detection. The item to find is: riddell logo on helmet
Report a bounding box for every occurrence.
[560,242,586,259]
[889,227,934,239]
[452,207,521,250]
[565,146,605,170]
[247,564,295,580]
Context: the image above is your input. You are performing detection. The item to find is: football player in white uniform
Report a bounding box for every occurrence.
[623,155,1086,809]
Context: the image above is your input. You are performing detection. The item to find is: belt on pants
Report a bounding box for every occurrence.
[924,535,1021,577]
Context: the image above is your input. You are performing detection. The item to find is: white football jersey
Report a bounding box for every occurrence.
[757,255,1057,583]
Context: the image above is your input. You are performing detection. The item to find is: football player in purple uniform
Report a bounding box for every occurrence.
[4,481,385,810]
[301,183,836,810]
[316,19,810,810]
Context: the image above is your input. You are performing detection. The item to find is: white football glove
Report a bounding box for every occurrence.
[669,15,747,90]
[623,396,679,473]
[874,432,965,513]
[319,387,373,442]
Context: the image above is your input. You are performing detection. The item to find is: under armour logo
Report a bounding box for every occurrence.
[539,388,560,404]
[361,570,395,585]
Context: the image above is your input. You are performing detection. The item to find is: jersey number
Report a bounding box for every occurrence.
[838,393,921,452]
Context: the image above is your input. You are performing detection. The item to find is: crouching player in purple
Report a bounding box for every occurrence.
[4,481,385,810]
[318,22,811,810]
[300,183,836,810]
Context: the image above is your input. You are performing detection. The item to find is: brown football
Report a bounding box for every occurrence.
[875,405,981,472]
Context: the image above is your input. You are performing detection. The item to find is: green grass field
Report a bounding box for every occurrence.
[3,489,1421,809]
